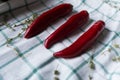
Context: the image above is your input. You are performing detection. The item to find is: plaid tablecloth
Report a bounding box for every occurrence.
[0,0,120,80]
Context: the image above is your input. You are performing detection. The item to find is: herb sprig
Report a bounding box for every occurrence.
[113,44,120,48]
[89,75,93,80]
[3,13,38,45]
[53,64,60,80]
[89,56,95,70]
[88,55,95,80]
[112,56,120,62]
[5,29,26,44]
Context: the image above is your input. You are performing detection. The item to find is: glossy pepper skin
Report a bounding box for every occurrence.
[24,3,73,38]
[53,20,105,58]
[44,10,89,48]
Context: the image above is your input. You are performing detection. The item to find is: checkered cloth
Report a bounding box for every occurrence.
[0,0,120,80]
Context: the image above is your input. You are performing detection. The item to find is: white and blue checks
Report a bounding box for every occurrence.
[0,0,120,80]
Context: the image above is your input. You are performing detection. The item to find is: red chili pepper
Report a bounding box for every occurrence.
[53,20,105,58]
[44,10,89,48]
[24,3,73,38]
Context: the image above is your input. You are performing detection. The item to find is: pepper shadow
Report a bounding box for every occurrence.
[84,27,113,53]
[88,29,117,75]
[93,28,113,51]
[66,19,94,39]
[64,19,113,58]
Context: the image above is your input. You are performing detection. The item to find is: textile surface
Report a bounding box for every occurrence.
[0,0,120,80]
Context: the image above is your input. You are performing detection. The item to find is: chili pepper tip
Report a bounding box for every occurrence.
[96,20,105,26]
[24,28,33,39]
[53,52,60,58]
[44,39,48,48]
[24,30,30,39]
[24,34,28,39]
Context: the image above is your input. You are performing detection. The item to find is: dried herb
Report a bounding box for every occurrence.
[4,13,38,45]
[21,27,27,31]
[17,32,23,37]
[114,44,120,48]
[32,13,38,20]
[54,70,60,75]
[117,57,120,61]
[54,77,59,80]
[6,38,13,44]
[6,31,23,44]
[0,15,15,31]
[25,19,32,24]
[53,64,60,80]
[112,58,117,61]
[4,23,15,31]
[112,56,120,62]
[1,13,38,29]
[6,45,20,56]
[89,75,93,80]
[13,23,25,27]
[89,55,95,70]
[108,48,112,52]
[89,59,95,70]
